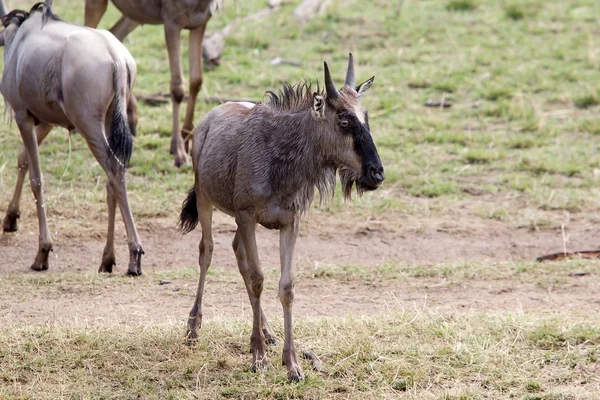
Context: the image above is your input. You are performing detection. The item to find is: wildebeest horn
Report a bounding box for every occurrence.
[323,61,339,100]
[345,53,355,88]
[0,0,8,18]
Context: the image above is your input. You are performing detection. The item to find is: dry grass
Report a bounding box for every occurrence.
[2,310,599,399]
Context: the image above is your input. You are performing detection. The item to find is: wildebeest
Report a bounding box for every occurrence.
[85,0,221,167]
[179,54,385,380]
[0,3,144,275]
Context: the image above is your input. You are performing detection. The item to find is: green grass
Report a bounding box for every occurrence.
[1,0,600,225]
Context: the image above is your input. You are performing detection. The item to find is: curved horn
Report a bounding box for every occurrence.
[0,0,8,18]
[345,53,355,87]
[324,61,339,99]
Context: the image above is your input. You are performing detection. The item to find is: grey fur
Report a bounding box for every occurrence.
[181,54,385,381]
[0,5,144,275]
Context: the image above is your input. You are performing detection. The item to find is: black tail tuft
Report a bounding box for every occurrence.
[178,187,199,234]
[107,65,133,171]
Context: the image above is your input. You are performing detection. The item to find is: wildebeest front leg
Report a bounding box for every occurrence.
[164,24,188,168]
[232,231,278,346]
[15,116,52,270]
[99,182,117,273]
[279,220,304,381]
[182,24,209,152]
[186,191,214,343]
[235,211,268,371]
[3,123,53,233]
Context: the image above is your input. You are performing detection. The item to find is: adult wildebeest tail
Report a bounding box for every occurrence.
[107,61,133,170]
[178,187,199,234]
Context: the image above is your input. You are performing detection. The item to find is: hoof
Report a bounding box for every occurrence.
[250,360,269,373]
[30,263,49,271]
[31,246,52,271]
[99,258,116,273]
[185,329,198,346]
[264,333,277,346]
[173,155,189,168]
[288,366,304,382]
[127,248,144,276]
[2,213,19,232]
[302,351,322,371]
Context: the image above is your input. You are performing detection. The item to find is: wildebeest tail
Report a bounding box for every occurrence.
[178,187,199,234]
[107,61,133,170]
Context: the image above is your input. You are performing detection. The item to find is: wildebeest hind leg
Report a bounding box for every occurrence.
[99,182,117,273]
[3,123,52,233]
[186,190,214,343]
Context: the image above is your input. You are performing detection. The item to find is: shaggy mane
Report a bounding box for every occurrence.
[264,81,322,113]
[2,2,60,28]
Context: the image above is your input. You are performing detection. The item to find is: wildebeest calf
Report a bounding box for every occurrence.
[179,53,385,380]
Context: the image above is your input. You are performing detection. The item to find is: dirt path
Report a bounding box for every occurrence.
[1,214,598,326]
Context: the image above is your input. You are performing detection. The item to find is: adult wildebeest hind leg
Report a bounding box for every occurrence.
[0,4,144,275]
[179,53,385,380]
[84,0,217,167]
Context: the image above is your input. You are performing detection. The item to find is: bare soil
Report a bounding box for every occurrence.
[1,212,598,327]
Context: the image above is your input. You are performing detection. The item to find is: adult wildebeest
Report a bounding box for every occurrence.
[85,0,221,167]
[179,54,385,380]
[0,3,144,275]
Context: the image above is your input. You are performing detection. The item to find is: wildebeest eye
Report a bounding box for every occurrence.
[340,119,349,127]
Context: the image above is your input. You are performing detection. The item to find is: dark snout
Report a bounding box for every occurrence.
[359,163,385,191]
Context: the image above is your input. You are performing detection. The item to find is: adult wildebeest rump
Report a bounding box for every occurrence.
[85,0,221,168]
[1,3,144,275]
[179,54,385,380]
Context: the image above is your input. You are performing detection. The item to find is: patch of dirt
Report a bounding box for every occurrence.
[1,213,598,327]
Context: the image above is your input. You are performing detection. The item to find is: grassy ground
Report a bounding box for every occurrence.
[2,0,600,398]
[2,0,600,226]
[2,310,599,399]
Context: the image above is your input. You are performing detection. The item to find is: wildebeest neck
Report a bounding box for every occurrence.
[262,108,337,214]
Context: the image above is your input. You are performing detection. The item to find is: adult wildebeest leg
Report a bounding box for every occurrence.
[14,114,53,270]
[164,24,188,167]
[279,220,304,381]
[3,123,53,232]
[78,125,144,275]
[235,211,268,371]
[186,190,214,342]
[232,231,278,346]
[109,17,139,42]
[84,0,107,28]
[182,24,208,151]
[99,182,117,273]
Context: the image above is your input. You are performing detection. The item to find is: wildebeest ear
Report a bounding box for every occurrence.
[356,76,375,97]
[312,93,326,120]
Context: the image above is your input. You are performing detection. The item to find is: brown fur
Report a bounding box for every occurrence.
[85,0,219,167]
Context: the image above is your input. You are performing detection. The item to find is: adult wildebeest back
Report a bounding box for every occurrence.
[85,0,221,167]
[1,3,144,275]
[179,53,385,380]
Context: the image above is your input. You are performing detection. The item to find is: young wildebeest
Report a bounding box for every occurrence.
[84,0,221,167]
[0,3,144,275]
[179,54,385,380]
